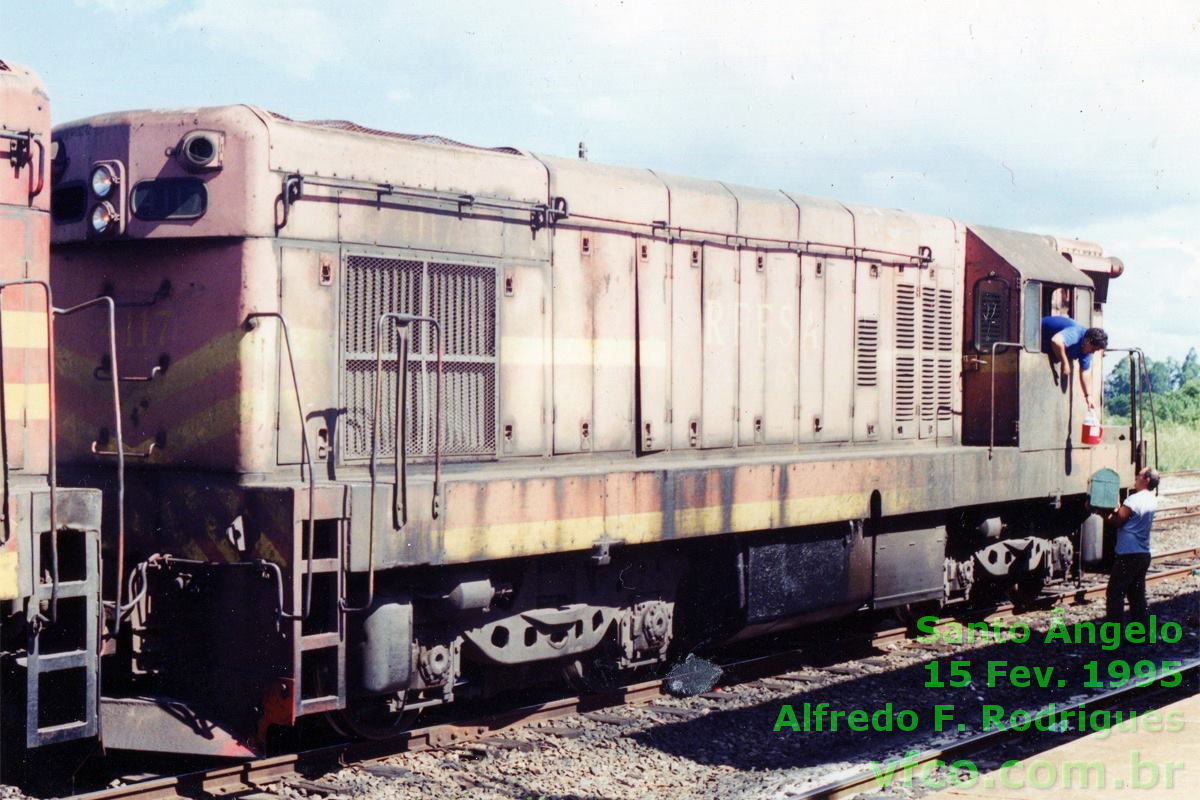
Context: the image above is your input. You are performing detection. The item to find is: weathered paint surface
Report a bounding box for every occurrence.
[47,105,1136,579]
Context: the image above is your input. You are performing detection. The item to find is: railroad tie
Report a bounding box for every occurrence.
[584,712,639,726]
[481,737,536,752]
[648,704,704,719]
[538,725,586,738]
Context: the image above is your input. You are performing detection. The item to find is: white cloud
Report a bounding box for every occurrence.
[1062,204,1200,362]
[74,0,168,11]
[48,0,1197,359]
[170,0,344,79]
[577,96,628,123]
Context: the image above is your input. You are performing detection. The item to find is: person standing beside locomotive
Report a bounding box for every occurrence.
[1041,316,1107,410]
[1105,467,1159,626]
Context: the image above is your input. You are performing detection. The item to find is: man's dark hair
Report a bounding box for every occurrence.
[1084,328,1108,350]
[1145,468,1160,491]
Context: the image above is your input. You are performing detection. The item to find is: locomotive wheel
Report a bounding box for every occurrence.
[561,639,627,694]
[1008,572,1047,608]
[329,694,420,741]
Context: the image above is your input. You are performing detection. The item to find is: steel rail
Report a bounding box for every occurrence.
[1158,509,1200,526]
[72,547,1198,800]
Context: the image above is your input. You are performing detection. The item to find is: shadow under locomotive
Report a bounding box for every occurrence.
[627,590,1198,773]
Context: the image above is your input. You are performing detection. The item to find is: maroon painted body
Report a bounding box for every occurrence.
[46,104,1143,754]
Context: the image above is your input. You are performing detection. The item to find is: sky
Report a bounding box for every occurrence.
[4,1,1197,367]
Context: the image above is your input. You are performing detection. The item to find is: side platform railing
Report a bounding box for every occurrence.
[0,281,125,747]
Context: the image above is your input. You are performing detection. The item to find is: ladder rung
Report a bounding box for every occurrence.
[35,580,93,599]
[21,650,90,672]
[37,719,91,736]
[300,632,340,651]
[299,696,341,714]
[32,719,93,747]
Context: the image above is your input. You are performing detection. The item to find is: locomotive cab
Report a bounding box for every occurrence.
[961,225,1130,456]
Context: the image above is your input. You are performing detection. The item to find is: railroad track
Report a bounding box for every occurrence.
[73,545,1199,800]
[792,658,1200,799]
[1166,468,1200,480]
[1157,507,1200,526]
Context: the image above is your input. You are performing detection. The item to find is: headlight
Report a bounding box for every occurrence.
[91,164,117,198]
[90,202,117,234]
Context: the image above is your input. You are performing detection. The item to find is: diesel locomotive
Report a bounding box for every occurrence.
[42,105,1148,754]
[0,60,102,777]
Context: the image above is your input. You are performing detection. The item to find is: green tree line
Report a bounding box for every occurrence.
[1104,347,1200,425]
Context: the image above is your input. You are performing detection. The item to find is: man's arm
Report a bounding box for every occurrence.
[1106,505,1132,525]
[1050,333,1071,382]
[1078,363,1094,410]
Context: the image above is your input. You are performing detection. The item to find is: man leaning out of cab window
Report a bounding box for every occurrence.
[1041,315,1107,411]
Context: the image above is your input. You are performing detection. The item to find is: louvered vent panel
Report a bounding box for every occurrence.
[938,289,954,352]
[856,318,879,387]
[342,256,497,460]
[920,357,937,421]
[937,360,954,420]
[921,286,937,351]
[896,356,916,422]
[896,284,916,349]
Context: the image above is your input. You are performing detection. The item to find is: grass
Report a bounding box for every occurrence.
[1154,423,1200,472]
[1106,417,1200,472]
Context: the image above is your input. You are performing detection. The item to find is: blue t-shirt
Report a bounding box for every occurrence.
[1041,316,1092,371]
[1114,490,1156,555]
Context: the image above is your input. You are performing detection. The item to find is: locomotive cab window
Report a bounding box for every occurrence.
[1023,280,1043,352]
[1074,287,1093,329]
[972,276,1010,352]
[130,178,207,221]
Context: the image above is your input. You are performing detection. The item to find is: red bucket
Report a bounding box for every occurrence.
[1081,415,1103,445]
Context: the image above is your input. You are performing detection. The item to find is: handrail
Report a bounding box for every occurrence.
[342,312,442,615]
[1135,348,1159,471]
[55,297,127,633]
[988,341,1025,460]
[28,137,44,200]
[94,363,162,383]
[0,280,57,624]
[1105,347,1160,473]
[244,312,316,621]
[1,131,44,201]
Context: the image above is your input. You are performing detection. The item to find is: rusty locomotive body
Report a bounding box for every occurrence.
[45,105,1142,752]
[0,60,102,773]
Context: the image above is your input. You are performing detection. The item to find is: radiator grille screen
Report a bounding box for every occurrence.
[342,255,497,461]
